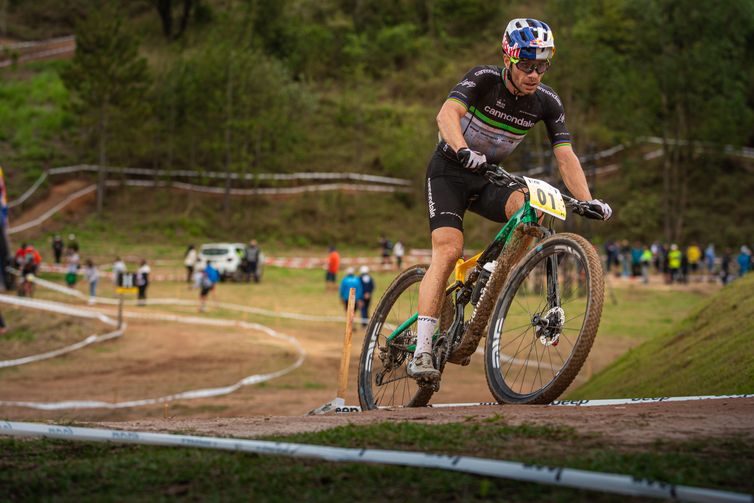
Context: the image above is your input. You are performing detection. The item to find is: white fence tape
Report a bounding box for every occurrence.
[6,171,48,208]
[8,184,97,234]
[331,394,754,414]
[0,294,124,368]
[0,421,750,502]
[126,179,411,195]
[30,275,354,323]
[0,35,75,51]
[0,291,305,409]
[7,166,412,208]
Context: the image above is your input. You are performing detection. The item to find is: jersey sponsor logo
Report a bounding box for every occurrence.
[427,178,436,218]
[555,113,565,123]
[483,106,535,128]
[474,68,499,77]
[459,79,476,88]
[536,86,562,107]
[495,99,506,109]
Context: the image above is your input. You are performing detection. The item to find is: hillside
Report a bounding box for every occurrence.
[2,0,753,246]
[569,274,754,399]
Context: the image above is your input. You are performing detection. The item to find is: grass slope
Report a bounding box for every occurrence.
[570,274,754,399]
[0,421,751,501]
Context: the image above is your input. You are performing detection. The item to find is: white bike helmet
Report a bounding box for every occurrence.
[502,18,555,60]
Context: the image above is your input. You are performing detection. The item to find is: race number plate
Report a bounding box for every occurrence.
[524,176,567,221]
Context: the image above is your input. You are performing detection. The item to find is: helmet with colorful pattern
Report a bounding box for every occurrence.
[502,18,555,61]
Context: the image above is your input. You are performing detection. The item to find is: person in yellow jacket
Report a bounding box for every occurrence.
[686,243,702,279]
[668,244,683,284]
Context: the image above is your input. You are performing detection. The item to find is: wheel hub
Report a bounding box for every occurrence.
[532,306,565,346]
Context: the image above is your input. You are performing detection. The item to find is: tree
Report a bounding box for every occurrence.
[62,7,150,214]
[152,0,197,40]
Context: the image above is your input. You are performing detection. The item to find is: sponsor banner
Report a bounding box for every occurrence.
[0,421,750,502]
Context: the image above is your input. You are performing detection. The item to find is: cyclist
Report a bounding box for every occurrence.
[409,18,612,380]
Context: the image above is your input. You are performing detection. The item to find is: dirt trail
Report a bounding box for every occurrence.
[95,397,754,444]
[10,179,93,232]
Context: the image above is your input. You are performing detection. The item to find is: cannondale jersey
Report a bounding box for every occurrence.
[443,65,571,164]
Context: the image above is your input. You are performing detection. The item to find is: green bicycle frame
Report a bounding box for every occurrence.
[386,198,539,349]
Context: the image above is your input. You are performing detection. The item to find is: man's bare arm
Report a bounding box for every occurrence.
[436,100,468,153]
[553,145,592,201]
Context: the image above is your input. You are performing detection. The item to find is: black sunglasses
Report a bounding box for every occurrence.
[513,59,551,75]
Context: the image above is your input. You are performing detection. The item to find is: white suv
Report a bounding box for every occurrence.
[197,243,246,280]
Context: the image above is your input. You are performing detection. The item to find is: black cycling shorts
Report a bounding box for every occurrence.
[425,148,516,232]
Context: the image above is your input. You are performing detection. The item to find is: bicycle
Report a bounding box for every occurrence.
[357,163,606,409]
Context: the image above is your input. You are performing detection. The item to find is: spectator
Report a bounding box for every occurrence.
[630,242,643,278]
[379,235,393,266]
[84,259,99,305]
[113,257,127,286]
[65,247,80,288]
[14,242,27,269]
[136,260,150,306]
[640,245,653,284]
[184,245,197,284]
[325,245,340,291]
[687,243,702,279]
[0,310,6,335]
[680,249,689,284]
[604,240,618,274]
[244,239,261,283]
[339,267,364,314]
[668,244,682,284]
[737,246,751,277]
[22,244,41,275]
[721,248,732,285]
[359,265,374,328]
[393,240,405,270]
[619,240,631,278]
[67,233,79,253]
[704,243,716,281]
[51,235,64,264]
[205,261,220,300]
[198,264,218,312]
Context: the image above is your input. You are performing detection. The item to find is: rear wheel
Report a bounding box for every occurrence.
[484,233,604,404]
[357,265,452,410]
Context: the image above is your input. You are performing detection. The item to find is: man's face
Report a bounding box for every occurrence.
[503,55,546,95]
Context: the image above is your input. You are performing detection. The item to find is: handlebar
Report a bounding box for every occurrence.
[479,163,605,219]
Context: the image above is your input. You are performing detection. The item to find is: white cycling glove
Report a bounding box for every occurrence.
[456,148,487,171]
[587,199,612,220]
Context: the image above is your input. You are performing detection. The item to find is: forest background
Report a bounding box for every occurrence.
[1,0,753,248]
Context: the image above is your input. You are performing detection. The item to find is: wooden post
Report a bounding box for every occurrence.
[337,288,356,399]
[117,294,124,330]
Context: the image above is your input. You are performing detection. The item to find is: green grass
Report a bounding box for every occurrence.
[599,283,707,341]
[570,274,754,399]
[0,421,751,501]
[0,61,71,185]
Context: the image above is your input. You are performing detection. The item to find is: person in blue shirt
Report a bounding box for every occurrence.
[339,267,364,312]
[205,261,220,284]
[199,261,221,312]
[359,265,375,328]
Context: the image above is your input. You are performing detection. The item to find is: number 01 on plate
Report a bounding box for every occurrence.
[523,177,567,221]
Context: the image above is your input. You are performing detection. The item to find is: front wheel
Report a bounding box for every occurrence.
[357,265,452,410]
[484,233,604,404]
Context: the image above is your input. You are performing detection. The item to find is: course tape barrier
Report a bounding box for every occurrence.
[0,294,124,369]
[0,422,750,502]
[30,275,357,323]
[6,171,48,208]
[7,165,412,208]
[8,184,97,234]
[330,394,754,414]
[0,293,306,410]
[124,179,411,195]
[6,178,408,233]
